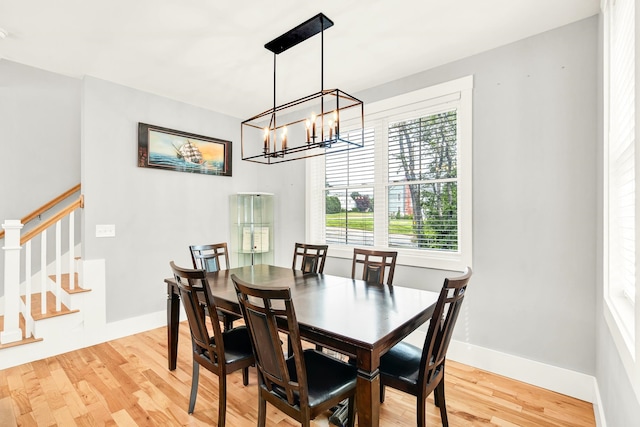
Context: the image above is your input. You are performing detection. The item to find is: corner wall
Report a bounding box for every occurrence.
[80,77,305,323]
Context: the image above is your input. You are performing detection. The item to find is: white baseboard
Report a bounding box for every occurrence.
[446,340,596,403]
[404,331,604,424]
[592,378,608,427]
[101,310,167,343]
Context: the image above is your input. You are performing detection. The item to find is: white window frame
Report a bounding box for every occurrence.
[306,76,473,271]
[602,0,640,403]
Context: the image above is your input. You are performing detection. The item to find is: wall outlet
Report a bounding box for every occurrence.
[96,224,116,238]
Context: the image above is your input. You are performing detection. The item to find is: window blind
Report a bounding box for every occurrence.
[325,128,376,245]
[387,111,458,251]
[607,0,636,335]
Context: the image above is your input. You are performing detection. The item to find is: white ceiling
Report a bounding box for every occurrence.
[0,0,599,119]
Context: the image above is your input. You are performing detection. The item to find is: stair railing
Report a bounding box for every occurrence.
[1,184,83,345]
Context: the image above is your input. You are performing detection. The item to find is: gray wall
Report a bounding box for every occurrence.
[326,16,599,376]
[81,76,305,322]
[0,60,81,296]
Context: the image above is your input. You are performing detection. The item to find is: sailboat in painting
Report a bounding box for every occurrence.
[173,140,204,164]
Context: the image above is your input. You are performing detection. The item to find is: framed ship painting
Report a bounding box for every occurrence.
[138,123,232,176]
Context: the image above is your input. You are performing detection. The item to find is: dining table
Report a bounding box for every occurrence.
[164,264,439,427]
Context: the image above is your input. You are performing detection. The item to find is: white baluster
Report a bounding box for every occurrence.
[25,240,32,338]
[68,211,75,290]
[55,220,62,312]
[1,220,24,344]
[41,229,47,315]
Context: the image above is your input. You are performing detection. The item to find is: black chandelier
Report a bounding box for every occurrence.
[241,13,364,164]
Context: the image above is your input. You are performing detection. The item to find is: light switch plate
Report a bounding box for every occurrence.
[96,224,116,238]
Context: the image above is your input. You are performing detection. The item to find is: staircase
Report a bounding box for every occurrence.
[0,185,100,365]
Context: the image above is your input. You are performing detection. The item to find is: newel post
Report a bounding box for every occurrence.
[1,219,24,344]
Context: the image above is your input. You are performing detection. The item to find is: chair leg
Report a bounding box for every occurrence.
[218,374,227,427]
[301,408,312,427]
[347,396,356,427]
[223,314,233,332]
[258,393,267,427]
[435,381,449,427]
[242,367,249,386]
[188,360,200,414]
[417,395,426,427]
[433,380,444,408]
[380,382,385,403]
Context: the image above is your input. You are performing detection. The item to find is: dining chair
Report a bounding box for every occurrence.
[379,267,472,427]
[189,242,241,331]
[292,242,328,274]
[231,274,358,427]
[290,242,329,354]
[351,248,398,285]
[169,261,254,426]
[190,242,230,272]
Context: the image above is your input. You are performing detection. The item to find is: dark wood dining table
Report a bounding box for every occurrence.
[164,264,439,427]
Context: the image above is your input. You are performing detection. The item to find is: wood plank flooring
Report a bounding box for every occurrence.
[0,321,596,426]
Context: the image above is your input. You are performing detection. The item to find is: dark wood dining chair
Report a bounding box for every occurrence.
[169,261,254,426]
[379,267,472,427]
[292,242,328,274]
[351,248,398,285]
[190,242,230,272]
[290,243,329,354]
[189,242,241,331]
[231,274,358,427]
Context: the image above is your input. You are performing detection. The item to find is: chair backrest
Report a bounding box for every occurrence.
[190,243,230,272]
[170,261,225,365]
[292,243,328,274]
[351,248,398,285]
[419,267,472,386]
[231,274,309,407]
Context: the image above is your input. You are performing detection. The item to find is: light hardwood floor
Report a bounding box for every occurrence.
[0,321,595,426]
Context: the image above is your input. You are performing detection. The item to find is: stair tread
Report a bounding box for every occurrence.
[22,292,79,321]
[48,273,91,293]
[0,314,43,349]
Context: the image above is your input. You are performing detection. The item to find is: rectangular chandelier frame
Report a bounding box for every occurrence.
[241,13,365,165]
[241,88,364,164]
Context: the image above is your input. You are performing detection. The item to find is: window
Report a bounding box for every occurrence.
[387,111,458,251]
[306,76,473,271]
[603,0,640,402]
[324,128,376,246]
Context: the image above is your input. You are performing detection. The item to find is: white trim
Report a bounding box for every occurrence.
[403,331,602,413]
[365,75,473,117]
[601,0,640,406]
[307,76,474,271]
[593,379,608,427]
[102,310,168,343]
[326,246,468,272]
[236,191,274,196]
[446,340,598,403]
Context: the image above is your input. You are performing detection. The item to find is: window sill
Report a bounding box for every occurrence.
[326,244,470,272]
